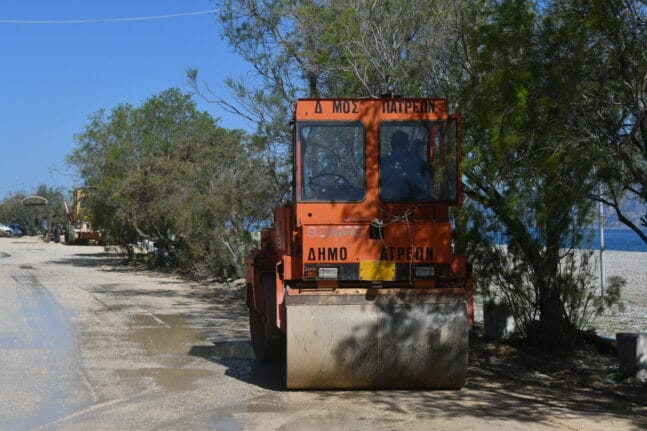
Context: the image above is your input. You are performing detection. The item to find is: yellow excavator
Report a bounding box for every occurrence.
[62,189,101,245]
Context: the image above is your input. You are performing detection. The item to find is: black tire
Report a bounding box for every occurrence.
[64,225,74,245]
[249,272,285,361]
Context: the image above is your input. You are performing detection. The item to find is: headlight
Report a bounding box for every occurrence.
[318,267,339,279]
[414,265,435,279]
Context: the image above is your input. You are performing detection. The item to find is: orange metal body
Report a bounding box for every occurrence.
[246,97,473,338]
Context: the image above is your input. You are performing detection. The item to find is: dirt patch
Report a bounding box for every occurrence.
[469,335,647,408]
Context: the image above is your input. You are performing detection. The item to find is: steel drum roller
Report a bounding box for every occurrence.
[286,293,468,389]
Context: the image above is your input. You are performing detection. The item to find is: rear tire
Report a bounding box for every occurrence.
[249,272,285,361]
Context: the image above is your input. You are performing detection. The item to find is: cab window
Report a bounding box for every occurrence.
[298,123,365,202]
[379,121,458,202]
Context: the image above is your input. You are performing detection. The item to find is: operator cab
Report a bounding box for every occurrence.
[296,117,459,206]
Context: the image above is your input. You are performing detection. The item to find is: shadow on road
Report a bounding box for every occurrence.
[189,340,285,391]
[307,336,647,428]
[190,335,646,429]
[48,251,129,270]
[48,250,192,278]
[46,249,647,429]
[48,249,251,340]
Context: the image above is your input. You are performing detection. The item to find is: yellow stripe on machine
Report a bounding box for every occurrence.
[359,260,396,281]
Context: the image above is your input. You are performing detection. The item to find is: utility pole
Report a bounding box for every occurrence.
[599,199,605,297]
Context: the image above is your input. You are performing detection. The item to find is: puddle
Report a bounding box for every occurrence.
[128,324,208,356]
[20,264,35,270]
[209,415,244,431]
[13,273,72,351]
[116,368,212,392]
[128,313,167,327]
[4,272,92,429]
[242,394,292,413]
[189,340,254,359]
[127,312,211,328]
[115,313,223,393]
[121,312,281,394]
[153,314,194,326]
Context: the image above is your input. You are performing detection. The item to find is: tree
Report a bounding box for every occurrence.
[0,185,67,235]
[552,0,647,242]
[210,0,627,348]
[456,0,615,346]
[67,88,278,277]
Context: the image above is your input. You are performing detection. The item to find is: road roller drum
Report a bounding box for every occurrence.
[286,292,468,389]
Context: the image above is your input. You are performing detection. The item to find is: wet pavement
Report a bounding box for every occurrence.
[1,265,91,429]
[0,238,271,430]
[0,237,645,431]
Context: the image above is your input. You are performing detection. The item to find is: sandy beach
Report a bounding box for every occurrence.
[596,250,647,337]
[474,249,646,338]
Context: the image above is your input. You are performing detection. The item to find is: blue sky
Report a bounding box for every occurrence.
[0,0,251,199]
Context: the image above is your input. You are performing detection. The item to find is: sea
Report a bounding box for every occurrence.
[580,228,647,252]
[492,229,647,252]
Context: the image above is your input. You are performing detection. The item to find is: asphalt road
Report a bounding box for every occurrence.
[0,237,645,430]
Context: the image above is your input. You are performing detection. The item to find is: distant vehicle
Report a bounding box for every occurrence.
[0,223,13,237]
[9,223,23,237]
[63,189,101,245]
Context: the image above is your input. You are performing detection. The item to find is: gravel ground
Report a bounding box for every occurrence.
[473,249,647,338]
[596,250,647,337]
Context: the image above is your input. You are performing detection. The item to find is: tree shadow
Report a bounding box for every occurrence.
[305,334,647,428]
[96,284,250,340]
[323,296,467,389]
[45,241,647,427]
[48,251,130,270]
[196,313,646,429]
[49,250,251,341]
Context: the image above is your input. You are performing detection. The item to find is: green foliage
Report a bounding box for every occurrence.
[67,88,279,278]
[0,185,68,236]
[554,0,647,243]
[457,0,631,348]
[212,0,639,349]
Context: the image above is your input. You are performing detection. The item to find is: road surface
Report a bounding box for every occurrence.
[0,237,645,430]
